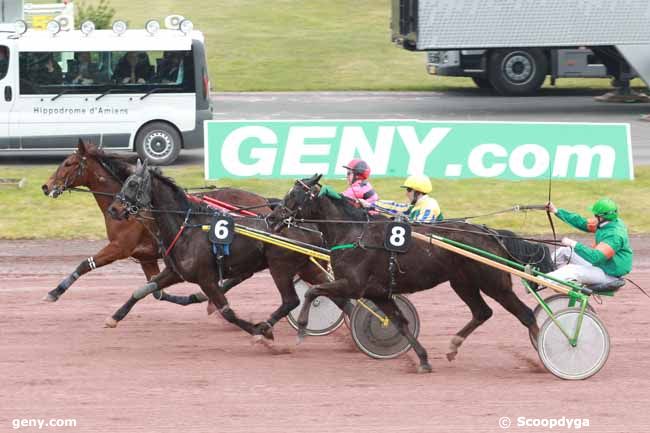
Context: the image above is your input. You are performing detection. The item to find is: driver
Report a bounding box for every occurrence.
[372,175,443,223]
[341,159,379,206]
[544,198,633,286]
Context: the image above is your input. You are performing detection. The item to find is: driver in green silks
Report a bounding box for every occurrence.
[545,198,633,286]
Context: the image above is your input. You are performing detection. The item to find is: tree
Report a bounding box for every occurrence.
[75,0,116,30]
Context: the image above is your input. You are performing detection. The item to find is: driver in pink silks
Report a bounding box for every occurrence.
[340,159,379,206]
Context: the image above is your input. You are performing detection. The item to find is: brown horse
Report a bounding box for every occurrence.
[106,161,351,340]
[41,139,275,307]
[268,174,539,373]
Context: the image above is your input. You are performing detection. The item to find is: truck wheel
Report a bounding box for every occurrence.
[135,122,181,165]
[472,77,493,89]
[487,48,547,96]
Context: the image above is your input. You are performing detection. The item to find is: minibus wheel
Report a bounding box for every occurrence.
[135,122,181,165]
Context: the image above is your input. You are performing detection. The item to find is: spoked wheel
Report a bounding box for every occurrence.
[286,277,345,336]
[529,294,596,350]
[350,295,420,359]
[537,308,610,380]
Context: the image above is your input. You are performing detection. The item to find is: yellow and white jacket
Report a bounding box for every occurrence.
[373,195,442,223]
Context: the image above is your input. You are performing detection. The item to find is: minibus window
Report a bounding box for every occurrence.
[0,45,9,80]
[19,50,195,95]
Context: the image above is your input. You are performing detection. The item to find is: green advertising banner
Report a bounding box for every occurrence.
[204,120,633,180]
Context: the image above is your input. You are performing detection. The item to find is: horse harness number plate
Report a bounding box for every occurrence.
[384,221,411,253]
[209,214,235,245]
[208,214,235,287]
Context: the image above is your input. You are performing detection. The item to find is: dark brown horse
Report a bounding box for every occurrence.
[106,161,352,340]
[41,139,273,308]
[268,174,539,373]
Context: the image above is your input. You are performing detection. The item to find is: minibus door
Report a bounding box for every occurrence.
[0,43,17,149]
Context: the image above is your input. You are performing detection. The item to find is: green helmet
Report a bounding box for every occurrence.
[589,198,618,220]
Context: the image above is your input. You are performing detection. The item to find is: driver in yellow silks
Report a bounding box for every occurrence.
[364,175,443,223]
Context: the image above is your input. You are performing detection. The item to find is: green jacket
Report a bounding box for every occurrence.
[556,208,633,277]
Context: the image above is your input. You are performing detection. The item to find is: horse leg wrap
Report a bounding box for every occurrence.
[112,296,138,322]
[190,292,209,303]
[159,292,202,306]
[51,271,80,297]
[133,281,159,300]
[87,256,97,270]
[219,305,236,322]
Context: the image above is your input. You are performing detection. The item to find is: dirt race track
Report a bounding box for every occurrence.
[2,238,650,433]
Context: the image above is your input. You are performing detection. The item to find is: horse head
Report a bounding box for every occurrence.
[108,159,152,220]
[42,139,101,198]
[267,173,322,231]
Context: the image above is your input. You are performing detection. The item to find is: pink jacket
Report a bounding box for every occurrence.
[341,180,379,204]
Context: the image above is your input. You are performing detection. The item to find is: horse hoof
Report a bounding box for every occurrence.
[206,302,217,316]
[104,317,118,328]
[446,352,457,362]
[417,363,433,374]
[262,328,274,341]
[295,333,305,346]
[42,293,58,302]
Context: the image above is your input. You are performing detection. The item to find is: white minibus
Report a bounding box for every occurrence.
[0,18,212,164]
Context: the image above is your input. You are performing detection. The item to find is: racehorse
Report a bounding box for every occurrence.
[268,174,541,373]
[106,161,346,340]
[41,139,270,308]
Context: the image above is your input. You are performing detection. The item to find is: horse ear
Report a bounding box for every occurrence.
[306,173,321,185]
[77,138,86,155]
[135,158,144,175]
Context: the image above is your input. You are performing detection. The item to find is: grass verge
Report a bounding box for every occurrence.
[1,164,648,239]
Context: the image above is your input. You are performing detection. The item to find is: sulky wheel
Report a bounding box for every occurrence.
[286,277,345,336]
[350,295,420,360]
[537,308,610,380]
[529,294,596,350]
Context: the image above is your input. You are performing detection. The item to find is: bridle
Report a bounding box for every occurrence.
[272,179,319,228]
[60,153,88,192]
[57,152,124,194]
[114,172,152,217]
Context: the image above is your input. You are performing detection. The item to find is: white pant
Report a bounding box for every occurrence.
[545,246,618,286]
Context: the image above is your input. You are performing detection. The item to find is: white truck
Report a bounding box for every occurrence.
[425,48,609,96]
[391,0,650,96]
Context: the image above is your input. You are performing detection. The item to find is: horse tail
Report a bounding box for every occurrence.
[491,229,555,274]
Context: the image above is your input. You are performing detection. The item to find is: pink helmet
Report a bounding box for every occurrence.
[343,159,371,180]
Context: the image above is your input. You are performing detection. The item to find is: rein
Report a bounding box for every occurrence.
[282,215,562,246]
[66,187,116,197]
[164,209,192,257]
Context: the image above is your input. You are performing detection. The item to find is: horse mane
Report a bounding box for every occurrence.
[85,145,137,182]
[323,194,387,222]
[149,168,212,213]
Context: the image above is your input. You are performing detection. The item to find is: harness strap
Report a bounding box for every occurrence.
[164,208,192,257]
[330,243,357,251]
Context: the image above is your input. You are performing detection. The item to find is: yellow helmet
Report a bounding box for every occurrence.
[401,175,432,194]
